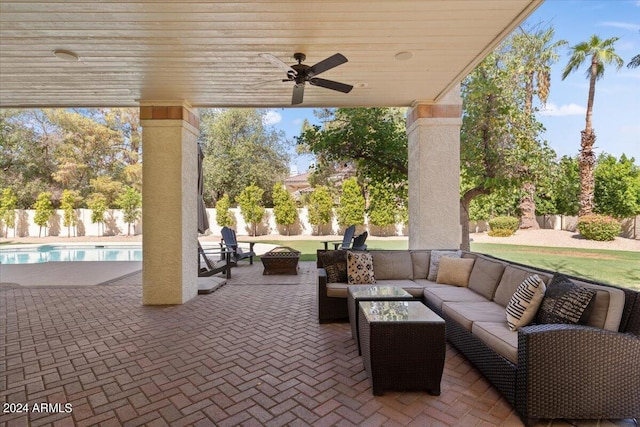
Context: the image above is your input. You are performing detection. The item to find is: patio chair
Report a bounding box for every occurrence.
[220,226,256,265]
[329,225,356,250]
[351,231,368,251]
[198,241,231,278]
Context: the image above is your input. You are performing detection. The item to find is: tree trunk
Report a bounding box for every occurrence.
[460,187,490,251]
[578,129,597,217]
[519,182,539,229]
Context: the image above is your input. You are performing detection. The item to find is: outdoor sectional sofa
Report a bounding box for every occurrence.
[316,249,640,425]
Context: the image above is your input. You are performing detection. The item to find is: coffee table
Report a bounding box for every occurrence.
[358,300,445,396]
[260,246,300,275]
[347,285,415,354]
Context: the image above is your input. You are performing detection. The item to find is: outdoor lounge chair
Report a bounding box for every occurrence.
[351,231,368,251]
[321,225,356,250]
[198,241,231,278]
[220,226,256,265]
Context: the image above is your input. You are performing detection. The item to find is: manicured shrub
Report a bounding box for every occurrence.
[488,228,515,237]
[488,216,519,236]
[577,215,621,241]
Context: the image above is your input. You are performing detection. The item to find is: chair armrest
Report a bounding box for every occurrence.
[517,324,640,419]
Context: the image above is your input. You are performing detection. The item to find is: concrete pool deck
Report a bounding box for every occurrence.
[0,242,277,287]
[0,261,143,287]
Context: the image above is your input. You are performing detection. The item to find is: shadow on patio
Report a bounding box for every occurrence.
[1,262,635,426]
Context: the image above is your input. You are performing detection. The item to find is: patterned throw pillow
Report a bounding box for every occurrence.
[506,274,547,331]
[319,250,348,283]
[347,251,376,285]
[427,250,461,281]
[536,273,596,325]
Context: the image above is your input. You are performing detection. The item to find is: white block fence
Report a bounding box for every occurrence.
[1,209,638,239]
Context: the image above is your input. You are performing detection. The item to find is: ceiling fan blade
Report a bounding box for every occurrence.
[309,78,353,94]
[259,53,297,76]
[307,53,348,77]
[292,83,305,105]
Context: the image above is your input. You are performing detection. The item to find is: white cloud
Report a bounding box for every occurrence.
[263,109,282,125]
[599,21,640,31]
[538,103,587,117]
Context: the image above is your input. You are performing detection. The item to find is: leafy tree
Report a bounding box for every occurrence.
[237,184,265,236]
[337,177,365,227]
[33,191,54,237]
[272,183,298,236]
[61,189,82,237]
[1,188,18,237]
[594,154,640,218]
[367,183,399,234]
[510,25,566,228]
[460,47,533,250]
[87,193,108,236]
[200,109,290,205]
[307,186,333,235]
[561,35,624,217]
[551,156,580,216]
[215,194,234,227]
[90,176,124,208]
[297,107,408,192]
[116,186,142,236]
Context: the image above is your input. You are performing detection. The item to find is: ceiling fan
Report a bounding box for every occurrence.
[259,52,353,105]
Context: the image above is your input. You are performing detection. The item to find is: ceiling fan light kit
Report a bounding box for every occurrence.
[259,52,353,105]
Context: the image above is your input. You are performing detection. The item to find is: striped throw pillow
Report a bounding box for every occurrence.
[506,274,547,332]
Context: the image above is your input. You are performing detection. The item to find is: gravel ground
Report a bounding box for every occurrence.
[3,229,638,251]
[471,228,640,252]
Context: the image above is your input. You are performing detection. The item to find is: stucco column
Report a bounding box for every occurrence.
[406,85,462,249]
[140,101,199,304]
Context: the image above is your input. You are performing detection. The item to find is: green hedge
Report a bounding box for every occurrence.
[577,215,621,241]
[488,216,519,237]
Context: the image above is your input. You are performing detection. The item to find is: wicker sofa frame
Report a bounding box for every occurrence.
[317,249,640,425]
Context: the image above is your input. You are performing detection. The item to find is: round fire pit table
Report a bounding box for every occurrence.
[261,246,301,275]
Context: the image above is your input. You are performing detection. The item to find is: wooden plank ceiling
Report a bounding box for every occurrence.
[0,1,541,108]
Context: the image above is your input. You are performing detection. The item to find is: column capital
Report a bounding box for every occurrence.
[140,100,199,130]
[406,103,462,129]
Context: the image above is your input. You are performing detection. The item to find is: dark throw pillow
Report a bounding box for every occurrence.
[535,273,596,325]
[319,250,348,283]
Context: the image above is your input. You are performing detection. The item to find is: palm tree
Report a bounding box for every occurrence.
[561,35,623,217]
[628,31,640,69]
[513,26,567,229]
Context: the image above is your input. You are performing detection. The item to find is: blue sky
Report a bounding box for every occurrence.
[263,0,640,173]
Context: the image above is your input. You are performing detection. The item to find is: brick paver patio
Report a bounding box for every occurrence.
[1,261,635,426]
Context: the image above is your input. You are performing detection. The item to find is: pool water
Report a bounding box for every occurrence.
[0,245,143,264]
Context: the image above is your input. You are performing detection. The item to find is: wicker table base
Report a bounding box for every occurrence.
[347,285,415,355]
[358,300,445,396]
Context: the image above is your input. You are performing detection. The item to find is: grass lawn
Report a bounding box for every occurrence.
[256,239,639,289]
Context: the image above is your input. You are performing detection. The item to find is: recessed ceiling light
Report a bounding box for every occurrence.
[52,49,79,62]
[395,51,413,61]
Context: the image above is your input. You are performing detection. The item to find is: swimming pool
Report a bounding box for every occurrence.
[0,244,143,264]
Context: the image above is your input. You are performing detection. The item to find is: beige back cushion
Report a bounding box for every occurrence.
[494,265,552,307]
[410,250,431,279]
[467,256,507,300]
[570,279,626,331]
[371,251,414,280]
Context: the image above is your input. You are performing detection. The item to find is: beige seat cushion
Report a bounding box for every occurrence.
[494,265,552,307]
[371,251,413,280]
[424,286,488,311]
[375,279,430,297]
[326,282,349,298]
[467,256,507,299]
[442,301,506,331]
[472,322,518,364]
